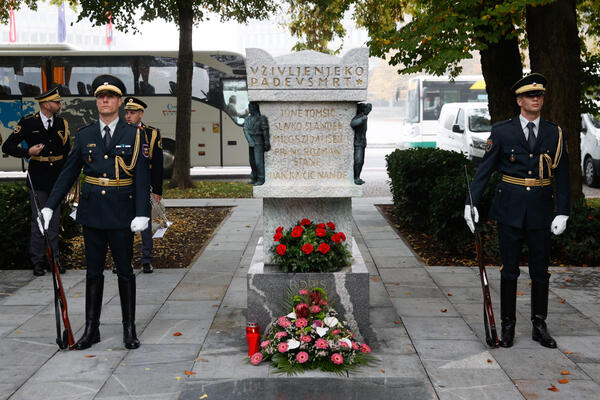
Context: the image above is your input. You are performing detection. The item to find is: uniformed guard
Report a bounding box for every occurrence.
[464,73,570,349]
[39,75,150,350]
[124,96,163,274]
[351,102,372,185]
[2,87,70,276]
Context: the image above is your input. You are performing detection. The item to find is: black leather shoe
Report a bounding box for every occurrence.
[33,264,45,276]
[532,317,557,348]
[142,263,153,273]
[500,318,516,348]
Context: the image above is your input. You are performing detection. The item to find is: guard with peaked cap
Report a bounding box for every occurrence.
[124,96,163,274]
[2,86,70,276]
[39,74,151,351]
[464,72,569,349]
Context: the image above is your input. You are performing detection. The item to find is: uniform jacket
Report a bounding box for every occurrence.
[469,116,570,230]
[141,123,163,196]
[1,112,71,192]
[46,119,150,230]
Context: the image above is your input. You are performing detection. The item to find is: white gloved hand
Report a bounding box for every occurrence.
[464,205,479,234]
[130,216,150,233]
[37,207,53,235]
[551,215,569,235]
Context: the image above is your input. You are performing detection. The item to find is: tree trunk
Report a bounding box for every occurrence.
[479,35,522,123]
[169,0,194,189]
[527,0,582,203]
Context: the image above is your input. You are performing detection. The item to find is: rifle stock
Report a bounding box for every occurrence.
[465,166,499,348]
[27,172,75,350]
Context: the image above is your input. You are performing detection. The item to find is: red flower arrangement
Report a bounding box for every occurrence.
[271,218,351,273]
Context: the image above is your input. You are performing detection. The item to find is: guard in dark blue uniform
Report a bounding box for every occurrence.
[39,75,150,350]
[124,97,163,273]
[2,87,70,276]
[464,73,570,349]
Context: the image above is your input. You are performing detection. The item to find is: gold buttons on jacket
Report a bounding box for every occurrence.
[526,187,531,191]
[103,173,107,177]
[528,171,532,175]
[104,155,108,159]
[101,190,106,195]
[530,154,534,158]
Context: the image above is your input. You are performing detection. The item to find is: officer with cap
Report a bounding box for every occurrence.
[123,96,163,274]
[464,73,570,349]
[39,74,151,350]
[2,86,70,276]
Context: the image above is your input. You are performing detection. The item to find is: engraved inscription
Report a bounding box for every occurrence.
[289,279,328,291]
[248,65,366,90]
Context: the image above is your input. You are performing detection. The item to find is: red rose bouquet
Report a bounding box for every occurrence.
[249,287,375,375]
[271,219,351,273]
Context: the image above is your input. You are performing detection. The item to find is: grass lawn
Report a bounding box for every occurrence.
[587,197,600,208]
[163,180,253,199]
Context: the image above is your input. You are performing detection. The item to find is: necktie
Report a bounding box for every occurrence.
[104,125,111,148]
[527,122,536,152]
[47,119,52,130]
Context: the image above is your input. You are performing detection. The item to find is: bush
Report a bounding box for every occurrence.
[0,182,80,269]
[551,198,600,265]
[386,148,500,253]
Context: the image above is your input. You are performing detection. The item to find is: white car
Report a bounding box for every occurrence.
[581,113,600,187]
[436,102,491,160]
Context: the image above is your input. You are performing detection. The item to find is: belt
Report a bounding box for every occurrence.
[502,175,551,187]
[30,155,63,162]
[84,176,133,187]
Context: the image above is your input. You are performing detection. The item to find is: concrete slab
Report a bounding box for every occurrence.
[493,348,584,380]
[513,378,600,399]
[402,316,477,340]
[140,319,211,345]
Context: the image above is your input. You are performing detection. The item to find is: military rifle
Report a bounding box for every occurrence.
[27,171,75,350]
[465,166,499,348]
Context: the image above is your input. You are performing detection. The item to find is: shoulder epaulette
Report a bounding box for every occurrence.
[77,122,94,132]
[492,119,511,128]
[23,112,36,120]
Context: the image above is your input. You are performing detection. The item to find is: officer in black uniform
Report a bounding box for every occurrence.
[2,87,70,276]
[39,75,150,350]
[464,73,570,349]
[124,96,163,274]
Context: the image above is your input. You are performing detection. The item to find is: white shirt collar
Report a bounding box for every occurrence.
[99,117,119,137]
[519,114,540,130]
[39,112,52,128]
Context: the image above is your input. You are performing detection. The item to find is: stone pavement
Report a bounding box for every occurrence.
[1,197,599,399]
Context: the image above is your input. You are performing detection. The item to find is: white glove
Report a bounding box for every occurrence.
[130,216,150,233]
[37,207,53,235]
[551,215,568,235]
[464,205,479,233]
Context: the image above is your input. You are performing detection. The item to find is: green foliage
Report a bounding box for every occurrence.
[162,180,253,199]
[386,148,500,252]
[271,219,351,273]
[0,182,80,269]
[0,0,38,24]
[551,198,600,265]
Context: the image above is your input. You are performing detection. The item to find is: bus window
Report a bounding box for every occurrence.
[222,78,249,126]
[192,65,210,100]
[0,58,43,96]
[407,83,419,123]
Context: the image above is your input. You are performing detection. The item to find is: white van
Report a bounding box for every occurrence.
[581,113,600,187]
[436,102,491,160]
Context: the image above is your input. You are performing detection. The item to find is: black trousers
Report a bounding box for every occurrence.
[497,222,551,284]
[248,146,257,181]
[82,226,134,281]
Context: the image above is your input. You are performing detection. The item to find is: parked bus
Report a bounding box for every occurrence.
[0,44,250,174]
[403,75,488,148]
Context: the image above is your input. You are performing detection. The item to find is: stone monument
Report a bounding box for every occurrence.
[246,48,371,341]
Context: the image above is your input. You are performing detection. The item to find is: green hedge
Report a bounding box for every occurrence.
[386,148,499,253]
[386,147,600,266]
[0,182,81,269]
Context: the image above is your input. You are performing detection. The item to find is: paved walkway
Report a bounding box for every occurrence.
[1,197,599,399]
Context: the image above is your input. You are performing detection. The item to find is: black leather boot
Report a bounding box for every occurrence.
[74,276,104,350]
[118,277,140,350]
[531,279,557,348]
[500,278,517,348]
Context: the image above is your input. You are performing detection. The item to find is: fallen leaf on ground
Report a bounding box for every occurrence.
[173,332,183,336]
[405,292,412,295]
[175,376,181,381]
[381,369,385,373]
[565,278,572,282]
[447,293,453,296]
[564,350,572,355]
[547,384,559,392]
[184,370,196,376]
[394,321,402,324]
[560,371,571,375]
[558,378,569,384]
[559,299,566,303]
[200,395,208,399]
[440,309,447,313]
[84,355,96,358]
[487,359,493,363]
[516,291,523,296]
[560,285,566,289]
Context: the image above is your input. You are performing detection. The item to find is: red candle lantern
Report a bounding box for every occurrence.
[246,322,260,356]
